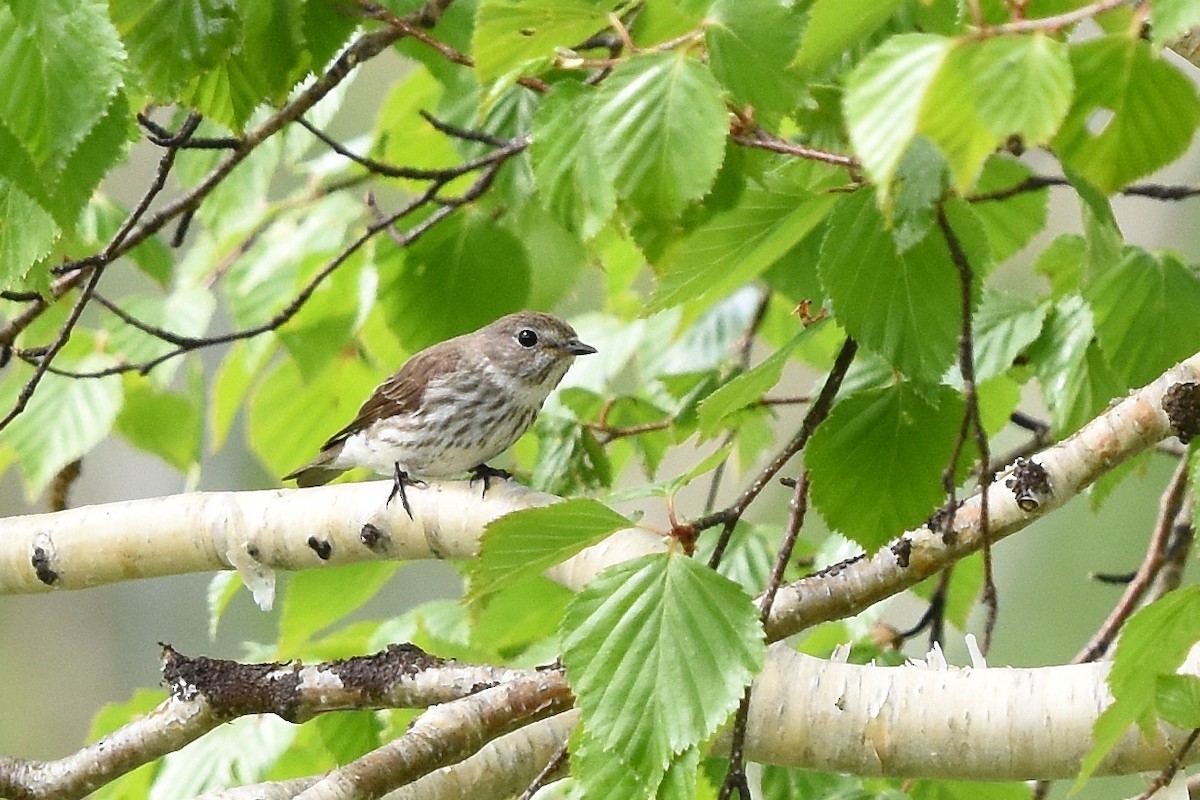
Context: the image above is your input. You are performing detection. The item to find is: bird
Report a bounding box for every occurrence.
[283,311,597,517]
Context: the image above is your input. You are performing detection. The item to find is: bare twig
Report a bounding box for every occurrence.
[702,336,857,568]
[1073,456,1192,664]
[936,201,998,652]
[720,473,811,800]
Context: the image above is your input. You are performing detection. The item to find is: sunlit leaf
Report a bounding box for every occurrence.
[562,552,765,781]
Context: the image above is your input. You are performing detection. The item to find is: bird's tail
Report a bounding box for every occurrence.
[282,450,345,488]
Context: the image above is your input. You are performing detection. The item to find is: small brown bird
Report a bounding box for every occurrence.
[283,311,597,517]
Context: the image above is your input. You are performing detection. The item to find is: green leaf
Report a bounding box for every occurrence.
[116,379,202,472]
[650,173,840,312]
[210,337,274,451]
[592,53,729,218]
[919,45,998,193]
[970,290,1049,382]
[1149,0,1200,45]
[249,355,381,479]
[104,286,216,386]
[891,137,948,253]
[844,34,952,195]
[1079,585,1200,784]
[807,383,965,549]
[792,0,905,71]
[468,499,634,605]
[239,0,308,104]
[530,81,617,238]
[1156,674,1200,729]
[0,0,125,172]
[111,0,238,98]
[207,572,242,639]
[278,562,402,656]
[968,34,1073,146]
[1026,294,1123,436]
[970,157,1049,263]
[532,418,613,495]
[706,0,804,114]
[697,326,816,436]
[2,358,123,500]
[1033,233,1086,298]
[1086,248,1200,388]
[151,714,295,797]
[818,190,964,382]
[45,93,133,231]
[87,689,166,799]
[1032,232,1089,298]
[561,552,765,781]
[472,574,574,658]
[379,212,531,352]
[181,53,271,132]
[1054,36,1200,193]
[473,0,610,83]
[0,177,59,292]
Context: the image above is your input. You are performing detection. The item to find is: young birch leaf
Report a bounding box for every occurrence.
[1152,0,1200,44]
[1078,585,1200,785]
[806,383,965,549]
[968,290,1049,382]
[818,190,962,382]
[116,379,202,472]
[649,187,839,312]
[697,325,818,437]
[844,34,953,197]
[971,157,1049,263]
[110,0,239,98]
[968,34,1073,147]
[0,0,125,172]
[468,499,634,605]
[0,178,59,292]
[1026,294,1122,437]
[1156,675,1200,730]
[792,0,905,71]
[919,45,997,193]
[706,0,804,114]
[592,53,728,218]
[2,356,123,500]
[1054,36,1200,193]
[530,81,617,238]
[561,552,765,782]
[1086,248,1200,388]
[278,562,402,656]
[473,0,610,83]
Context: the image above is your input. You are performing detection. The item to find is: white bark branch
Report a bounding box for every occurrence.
[0,354,1196,797]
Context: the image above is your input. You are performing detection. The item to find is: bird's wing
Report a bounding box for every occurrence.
[319,344,462,450]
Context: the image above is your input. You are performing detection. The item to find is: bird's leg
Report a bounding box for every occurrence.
[386,463,426,520]
[468,463,512,498]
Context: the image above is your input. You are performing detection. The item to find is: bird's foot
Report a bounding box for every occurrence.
[386,464,426,520]
[468,463,512,498]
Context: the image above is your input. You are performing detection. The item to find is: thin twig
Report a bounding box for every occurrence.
[936,201,998,652]
[719,473,811,800]
[1133,728,1200,800]
[978,0,1129,35]
[0,266,104,431]
[702,336,857,568]
[515,740,570,800]
[360,1,550,93]
[1072,456,1192,664]
[731,129,859,171]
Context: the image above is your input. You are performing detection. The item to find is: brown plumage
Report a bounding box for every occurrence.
[283,311,596,513]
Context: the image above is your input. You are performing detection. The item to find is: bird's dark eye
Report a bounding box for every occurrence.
[517,328,538,348]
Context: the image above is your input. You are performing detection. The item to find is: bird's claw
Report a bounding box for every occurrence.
[386,464,426,520]
[468,463,512,498]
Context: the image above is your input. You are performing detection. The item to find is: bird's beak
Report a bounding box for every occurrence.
[563,339,597,356]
